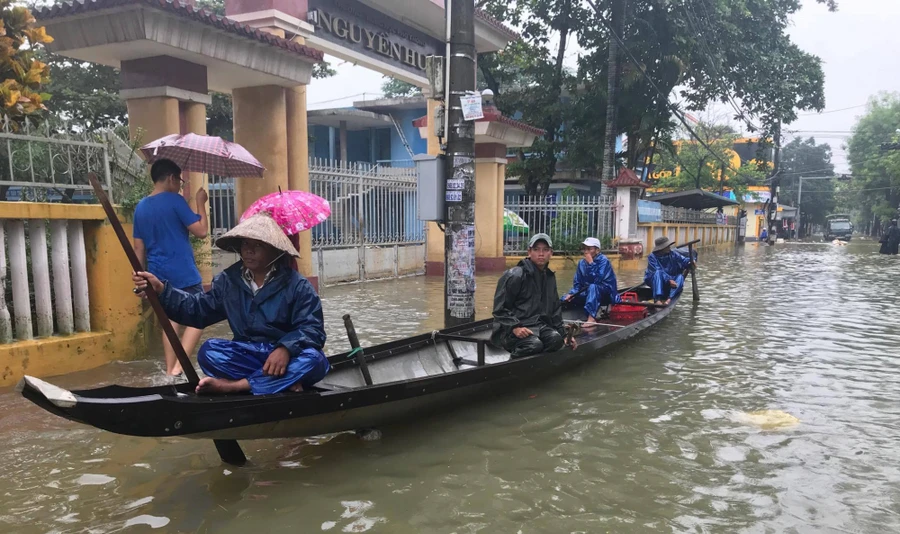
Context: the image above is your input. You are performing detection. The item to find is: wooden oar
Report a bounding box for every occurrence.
[87,174,247,467]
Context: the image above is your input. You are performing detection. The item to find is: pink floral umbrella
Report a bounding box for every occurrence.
[140,133,265,178]
[241,189,331,235]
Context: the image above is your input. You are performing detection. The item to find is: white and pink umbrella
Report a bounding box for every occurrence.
[241,190,331,235]
[140,133,265,178]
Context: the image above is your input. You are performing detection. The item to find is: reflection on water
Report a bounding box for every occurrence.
[3,241,900,533]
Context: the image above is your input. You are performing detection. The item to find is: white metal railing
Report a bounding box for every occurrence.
[0,219,90,343]
[0,116,115,203]
[309,158,424,249]
[209,174,237,239]
[504,195,616,254]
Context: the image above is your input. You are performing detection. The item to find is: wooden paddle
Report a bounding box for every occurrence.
[87,174,247,466]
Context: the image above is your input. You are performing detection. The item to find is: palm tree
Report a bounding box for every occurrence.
[601,0,626,181]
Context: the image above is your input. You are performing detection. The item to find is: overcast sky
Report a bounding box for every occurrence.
[305,0,900,172]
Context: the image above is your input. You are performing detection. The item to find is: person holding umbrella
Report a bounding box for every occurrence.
[133,158,209,376]
[132,213,329,395]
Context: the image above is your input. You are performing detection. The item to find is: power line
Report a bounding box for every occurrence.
[798,104,866,116]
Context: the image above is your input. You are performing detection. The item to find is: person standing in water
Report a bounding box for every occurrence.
[133,159,209,376]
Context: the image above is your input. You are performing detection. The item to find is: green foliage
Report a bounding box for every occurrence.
[846,93,900,225]
[380,77,420,98]
[653,120,766,198]
[778,137,835,227]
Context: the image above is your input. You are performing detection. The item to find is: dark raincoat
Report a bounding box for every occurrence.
[491,259,565,349]
[158,261,329,394]
[880,225,900,255]
[562,255,621,318]
[644,250,692,301]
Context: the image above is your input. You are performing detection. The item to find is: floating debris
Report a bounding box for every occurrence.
[735,410,800,430]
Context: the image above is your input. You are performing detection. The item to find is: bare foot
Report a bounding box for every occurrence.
[167,365,183,377]
[195,377,251,395]
[288,382,304,393]
[582,317,600,329]
[664,299,671,305]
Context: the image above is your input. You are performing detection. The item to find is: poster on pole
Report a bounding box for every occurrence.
[460,94,484,121]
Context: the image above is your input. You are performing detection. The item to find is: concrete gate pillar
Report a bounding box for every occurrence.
[473,143,507,271]
[232,84,317,290]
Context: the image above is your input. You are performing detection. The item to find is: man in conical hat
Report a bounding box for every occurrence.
[644,236,693,305]
[132,213,329,395]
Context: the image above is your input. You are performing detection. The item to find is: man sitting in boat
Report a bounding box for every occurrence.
[132,212,330,395]
[644,236,693,305]
[492,233,576,357]
[562,237,621,327]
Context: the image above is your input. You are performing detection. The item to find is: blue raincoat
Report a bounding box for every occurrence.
[562,255,621,319]
[644,250,692,302]
[158,261,329,395]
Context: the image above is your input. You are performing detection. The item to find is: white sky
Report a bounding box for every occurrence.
[305,0,900,172]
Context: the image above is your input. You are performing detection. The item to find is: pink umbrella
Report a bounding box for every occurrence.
[241,190,331,235]
[140,133,265,178]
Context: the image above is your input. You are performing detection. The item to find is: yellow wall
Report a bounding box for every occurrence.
[0,203,156,386]
[425,98,445,270]
[474,160,504,259]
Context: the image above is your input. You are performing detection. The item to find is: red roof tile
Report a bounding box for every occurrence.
[34,0,324,63]
[412,107,544,137]
[475,9,519,41]
[603,167,648,188]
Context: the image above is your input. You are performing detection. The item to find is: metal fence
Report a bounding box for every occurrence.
[309,158,424,248]
[639,199,737,226]
[208,174,236,239]
[0,116,116,203]
[503,195,616,254]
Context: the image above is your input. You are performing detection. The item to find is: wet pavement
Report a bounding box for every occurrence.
[2,240,900,533]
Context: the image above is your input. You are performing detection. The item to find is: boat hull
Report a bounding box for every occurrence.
[19,291,678,441]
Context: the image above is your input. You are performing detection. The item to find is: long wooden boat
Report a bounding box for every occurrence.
[18,286,678,445]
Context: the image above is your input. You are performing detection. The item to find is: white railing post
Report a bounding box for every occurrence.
[7,220,32,340]
[68,220,91,332]
[50,220,74,335]
[0,222,11,343]
[29,220,54,337]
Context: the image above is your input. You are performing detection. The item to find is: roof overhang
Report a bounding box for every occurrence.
[354,96,427,112]
[307,108,392,129]
[648,189,740,209]
[37,5,320,93]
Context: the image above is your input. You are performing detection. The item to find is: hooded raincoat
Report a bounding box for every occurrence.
[158,261,329,394]
[644,250,692,302]
[562,254,620,318]
[492,259,565,357]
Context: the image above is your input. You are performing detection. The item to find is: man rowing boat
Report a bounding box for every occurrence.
[132,212,329,395]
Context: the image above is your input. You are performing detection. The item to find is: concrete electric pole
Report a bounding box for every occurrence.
[443,0,477,327]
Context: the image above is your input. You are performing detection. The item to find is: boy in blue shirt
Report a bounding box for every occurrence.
[133,159,209,376]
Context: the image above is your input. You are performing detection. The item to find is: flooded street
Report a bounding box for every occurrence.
[3,241,900,533]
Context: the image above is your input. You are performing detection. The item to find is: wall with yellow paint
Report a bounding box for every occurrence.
[0,202,157,386]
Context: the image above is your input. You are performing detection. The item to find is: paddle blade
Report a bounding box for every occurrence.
[214,439,247,466]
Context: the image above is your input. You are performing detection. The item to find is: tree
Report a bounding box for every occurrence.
[40,51,125,129]
[380,77,420,98]
[778,137,835,231]
[600,0,625,182]
[479,0,589,196]
[846,93,900,229]
[653,118,766,198]
[0,1,53,126]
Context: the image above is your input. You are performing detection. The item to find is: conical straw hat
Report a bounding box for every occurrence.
[215,212,300,257]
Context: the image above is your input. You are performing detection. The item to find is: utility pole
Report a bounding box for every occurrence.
[443,0,477,327]
[766,122,781,244]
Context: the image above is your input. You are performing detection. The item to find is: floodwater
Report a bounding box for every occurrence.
[3,240,900,533]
